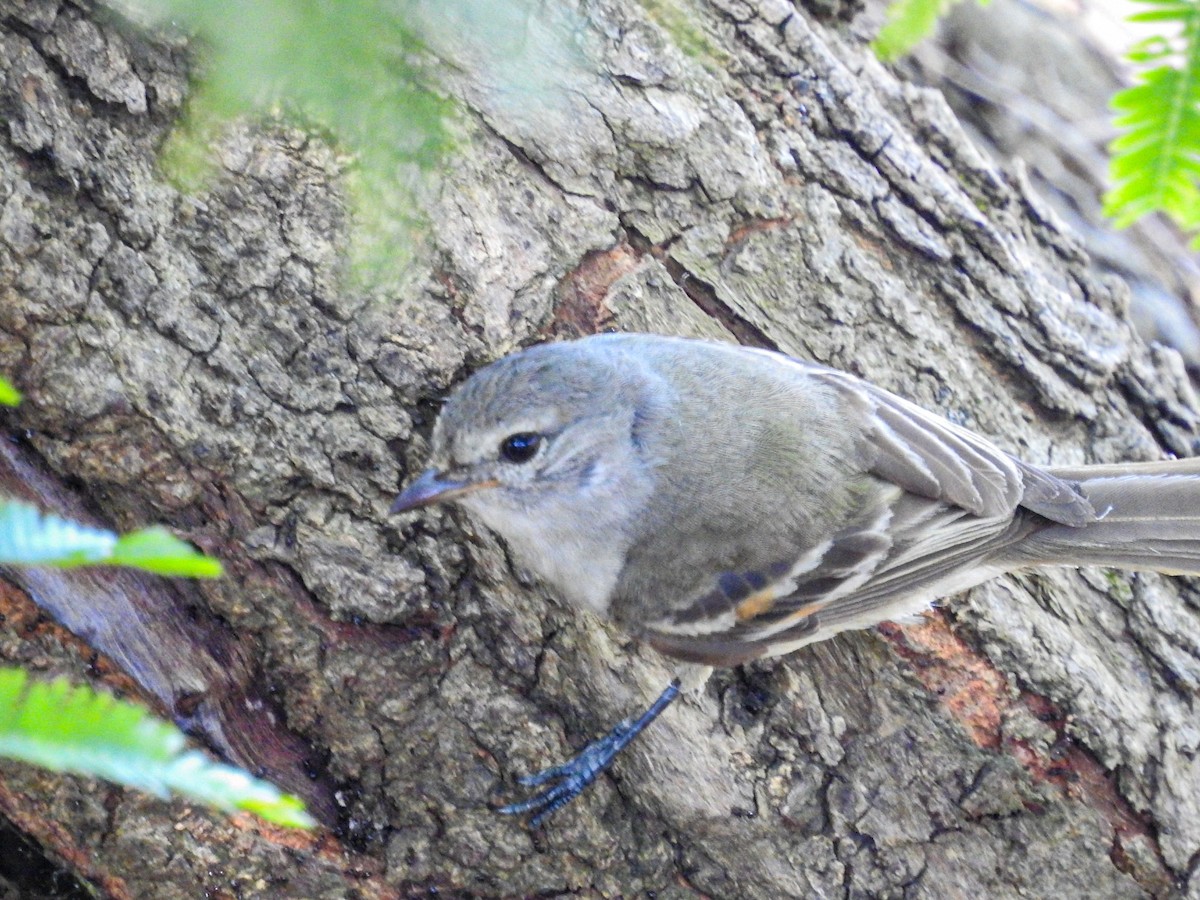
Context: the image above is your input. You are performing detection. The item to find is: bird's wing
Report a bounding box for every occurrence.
[642,362,1094,666]
[810,366,1095,527]
[642,478,1015,665]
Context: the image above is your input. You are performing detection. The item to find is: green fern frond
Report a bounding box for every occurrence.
[0,499,222,577]
[0,377,19,407]
[0,669,313,827]
[1105,0,1200,235]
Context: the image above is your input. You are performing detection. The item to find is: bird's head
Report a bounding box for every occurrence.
[391,341,656,531]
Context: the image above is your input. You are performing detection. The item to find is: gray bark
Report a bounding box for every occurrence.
[915,0,1200,374]
[1,0,1198,897]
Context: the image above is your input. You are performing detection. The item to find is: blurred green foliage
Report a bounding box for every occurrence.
[873,0,979,62]
[130,0,451,282]
[120,0,590,284]
[0,377,19,406]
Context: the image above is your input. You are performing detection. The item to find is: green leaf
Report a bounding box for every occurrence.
[873,0,960,61]
[872,0,992,60]
[0,377,19,407]
[1130,10,1199,23]
[0,499,222,576]
[1105,0,1200,236]
[1124,34,1177,60]
[0,669,314,827]
[110,527,223,577]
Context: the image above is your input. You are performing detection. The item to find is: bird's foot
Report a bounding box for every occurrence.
[497,678,681,827]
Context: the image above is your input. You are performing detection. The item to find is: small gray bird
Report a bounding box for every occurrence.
[392,333,1200,825]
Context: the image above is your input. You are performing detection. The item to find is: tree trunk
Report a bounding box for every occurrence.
[1,0,1198,897]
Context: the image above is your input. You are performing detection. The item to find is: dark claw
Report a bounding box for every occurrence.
[497,679,682,827]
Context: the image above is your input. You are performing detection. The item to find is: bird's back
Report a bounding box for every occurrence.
[590,336,872,629]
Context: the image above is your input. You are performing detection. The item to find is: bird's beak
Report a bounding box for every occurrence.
[390,468,498,514]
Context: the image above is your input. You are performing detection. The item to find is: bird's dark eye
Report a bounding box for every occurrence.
[499,432,541,464]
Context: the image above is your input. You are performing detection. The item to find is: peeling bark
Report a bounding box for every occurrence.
[1,0,1199,897]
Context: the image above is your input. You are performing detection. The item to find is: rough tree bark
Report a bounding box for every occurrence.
[1,0,1199,897]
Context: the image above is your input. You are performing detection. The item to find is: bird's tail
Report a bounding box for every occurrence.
[1015,458,1200,575]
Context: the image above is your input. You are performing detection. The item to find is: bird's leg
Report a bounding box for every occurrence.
[497,678,682,827]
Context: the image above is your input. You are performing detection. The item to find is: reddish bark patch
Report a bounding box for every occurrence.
[877,617,1005,749]
[878,611,1169,890]
[546,244,640,338]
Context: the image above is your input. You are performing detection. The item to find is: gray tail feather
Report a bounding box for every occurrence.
[1016,459,1200,575]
